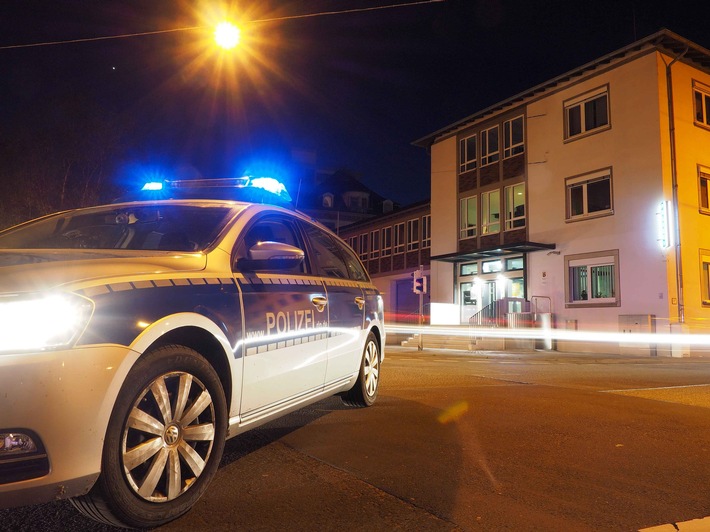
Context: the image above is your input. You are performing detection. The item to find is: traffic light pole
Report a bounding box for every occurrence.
[418,264,423,351]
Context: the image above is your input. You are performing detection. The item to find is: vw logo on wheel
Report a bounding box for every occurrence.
[164,424,180,446]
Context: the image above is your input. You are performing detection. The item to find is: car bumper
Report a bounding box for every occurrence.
[0,345,138,509]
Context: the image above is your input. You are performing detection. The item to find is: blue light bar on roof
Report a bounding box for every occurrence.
[141,181,164,191]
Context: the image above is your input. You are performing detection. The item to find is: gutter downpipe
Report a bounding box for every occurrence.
[664,45,688,325]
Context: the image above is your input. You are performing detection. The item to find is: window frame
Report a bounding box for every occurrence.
[459,195,477,240]
[701,249,710,306]
[505,182,526,230]
[503,115,525,158]
[381,226,392,257]
[565,168,613,221]
[370,229,380,259]
[481,189,501,235]
[693,80,710,130]
[459,133,477,174]
[359,233,369,261]
[481,125,500,166]
[564,250,620,308]
[407,218,420,251]
[394,222,405,254]
[564,85,610,140]
[422,215,431,248]
[699,166,710,214]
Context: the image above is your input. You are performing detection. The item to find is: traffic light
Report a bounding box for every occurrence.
[412,270,427,294]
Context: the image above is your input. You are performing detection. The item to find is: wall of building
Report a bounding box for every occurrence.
[663,55,710,337]
[526,51,671,353]
[429,136,458,323]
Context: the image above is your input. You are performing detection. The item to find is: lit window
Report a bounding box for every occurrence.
[394,223,405,254]
[381,226,392,257]
[460,263,478,276]
[503,116,524,158]
[459,134,477,173]
[481,190,500,234]
[564,86,610,139]
[481,126,499,166]
[694,82,710,128]
[407,219,420,251]
[506,257,524,271]
[459,195,477,239]
[565,251,619,306]
[505,183,525,230]
[566,169,613,220]
[482,259,502,273]
[422,215,431,248]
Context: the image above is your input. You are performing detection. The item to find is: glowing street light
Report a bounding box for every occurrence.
[214,22,241,50]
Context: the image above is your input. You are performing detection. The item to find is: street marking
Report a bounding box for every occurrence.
[601,384,710,409]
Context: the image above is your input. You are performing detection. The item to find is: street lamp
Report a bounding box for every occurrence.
[214,22,241,50]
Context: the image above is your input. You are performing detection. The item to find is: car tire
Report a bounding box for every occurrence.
[70,344,227,529]
[341,332,380,408]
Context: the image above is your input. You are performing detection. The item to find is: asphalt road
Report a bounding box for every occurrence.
[5,347,710,531]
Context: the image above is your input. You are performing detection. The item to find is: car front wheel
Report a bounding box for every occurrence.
[71,344,227,529]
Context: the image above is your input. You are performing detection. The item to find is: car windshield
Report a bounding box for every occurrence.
[0,204,240,251]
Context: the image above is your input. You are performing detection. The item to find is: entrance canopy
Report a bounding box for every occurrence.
[431,241,556,263]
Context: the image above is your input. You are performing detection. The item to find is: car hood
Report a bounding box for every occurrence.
[0,250,209,294]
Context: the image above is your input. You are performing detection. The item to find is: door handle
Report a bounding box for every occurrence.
[354,296,365,310]
[311,296,328,313]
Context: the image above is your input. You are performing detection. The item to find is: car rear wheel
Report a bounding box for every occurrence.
[70,344,227,529]
[341,332,380,407]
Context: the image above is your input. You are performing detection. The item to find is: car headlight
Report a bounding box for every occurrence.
[0,293,93,353]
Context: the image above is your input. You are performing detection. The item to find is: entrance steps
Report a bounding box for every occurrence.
[400,333,472,351]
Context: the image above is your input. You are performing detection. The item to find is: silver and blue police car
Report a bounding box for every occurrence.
[0,177,384,528]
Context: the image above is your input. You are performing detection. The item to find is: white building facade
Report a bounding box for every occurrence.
[415,30,710,355]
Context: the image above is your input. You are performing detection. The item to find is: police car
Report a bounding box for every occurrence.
[0,177,384,528]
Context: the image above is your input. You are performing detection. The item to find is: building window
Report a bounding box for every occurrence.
[702,250,710,305]
[505,182,526,230]
[694,82,710,128]
[565,250,620,307]
[422,215,431,248]
[370,230,380,259]
[407,219,420,251]
[459,195,477,239]
[382,226,392,257]
[359,233,369,260]
[564,86,610,139]
[481,190,500,234]
[348,236,358,254]
[460,263,478,276]
[394,223,405,254]
[459,134,477,173]
[482,259,503,273]
[322,193,334,208]
[566,169,613,220]
[506,257,524,271]
[481,126,499,166]
[699,168,710,214]
[503,116,524,158]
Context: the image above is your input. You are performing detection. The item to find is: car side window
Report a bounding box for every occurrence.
[237,216,307,274]
[333,237,369,282]
[302,222,350,279]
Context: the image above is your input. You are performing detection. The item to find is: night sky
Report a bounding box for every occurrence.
[1,0,709,206]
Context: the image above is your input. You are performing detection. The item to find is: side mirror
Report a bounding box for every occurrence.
[237,241,305,272]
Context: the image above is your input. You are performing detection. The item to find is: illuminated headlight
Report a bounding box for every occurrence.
[0,293,93,353]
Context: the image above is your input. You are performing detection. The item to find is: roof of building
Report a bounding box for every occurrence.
[412,29,710,149]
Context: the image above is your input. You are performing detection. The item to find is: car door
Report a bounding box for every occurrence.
[300,221,366,386]
[235,214,328,415]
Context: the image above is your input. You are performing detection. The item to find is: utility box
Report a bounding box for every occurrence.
[619,314,656,357]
